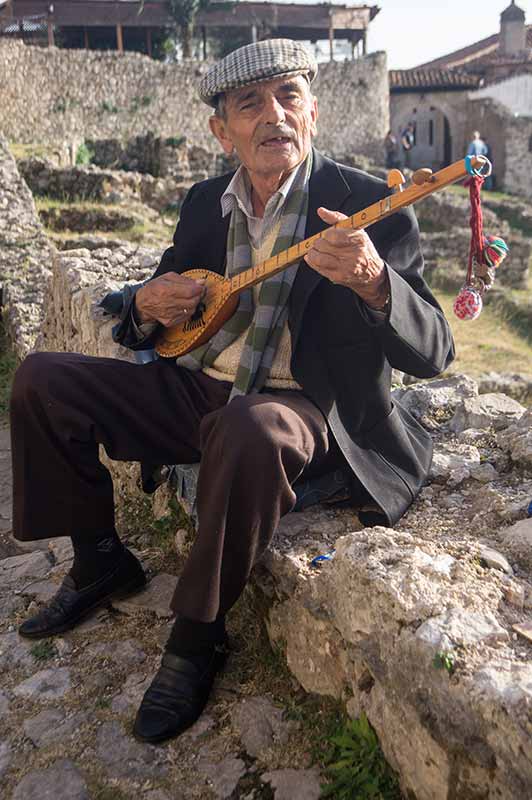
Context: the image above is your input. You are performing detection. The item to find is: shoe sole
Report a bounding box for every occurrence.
[18,573,147,639]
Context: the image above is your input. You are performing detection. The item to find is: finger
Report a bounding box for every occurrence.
[317,207,348,224]
[304,252,341,282]
[177,284,206,301]
[311,236,362,259]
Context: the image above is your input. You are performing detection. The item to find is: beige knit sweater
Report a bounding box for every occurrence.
[203,222,301,390]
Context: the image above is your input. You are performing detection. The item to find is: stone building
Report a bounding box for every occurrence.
[389,1,532,196]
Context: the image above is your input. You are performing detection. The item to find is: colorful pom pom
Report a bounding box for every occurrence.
[482,235,509,269]
[453,286,483,320]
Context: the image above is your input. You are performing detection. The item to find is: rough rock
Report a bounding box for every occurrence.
[497,409,532,468]
[416,609,509,650]
[450,393,526,434]
[23,709,89,747]
[503,518,532,549]
[13,667,72,700]
[479,546,513,574]
[254,527,532,800]
[197,753,246,799]
[12,759,89,800]
[0,740,12,779]
[111,671,151,714]
[20,579,59,602]
[95,722,166,779]
[393,374,478,423]
[231,696,292,758]
[0,551,52,586]
[0,690,9,718]
[261,768,322,800]
[112,573,176,618]
[0,631,34,671]
[86,638,146,667]
[477,372,532,404]
[470,463,498,483]
[429,441,480,485]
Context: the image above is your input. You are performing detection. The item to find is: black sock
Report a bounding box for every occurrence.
[165,615,227,663]
[69,528,124,589]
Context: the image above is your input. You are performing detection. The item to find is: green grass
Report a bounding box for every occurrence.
[435,290,532,376]
[30,639,57,662]
[0,318,17,416]
[321,714,401,799]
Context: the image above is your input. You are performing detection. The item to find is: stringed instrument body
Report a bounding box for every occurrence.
[155,156,487,358]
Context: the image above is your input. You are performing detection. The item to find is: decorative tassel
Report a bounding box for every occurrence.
[453,286,483,321]
[453,168,509,322]
[482,235,509,269]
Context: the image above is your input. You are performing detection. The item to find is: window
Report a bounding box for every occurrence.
[429,119,434,147]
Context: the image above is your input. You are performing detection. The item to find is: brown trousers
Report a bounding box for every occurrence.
[10,352,341,622]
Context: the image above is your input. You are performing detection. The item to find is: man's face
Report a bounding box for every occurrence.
[209,75,318,178]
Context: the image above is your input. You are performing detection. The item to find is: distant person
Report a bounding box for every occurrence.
[400,122,415,169]
[384,130,399,169]
[467,131,488,158]
[483,138,494,190]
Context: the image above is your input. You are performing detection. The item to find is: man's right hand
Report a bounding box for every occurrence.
[135,273,205,328]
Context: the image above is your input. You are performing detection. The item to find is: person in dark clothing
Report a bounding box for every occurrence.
[400,122,415,168]
[384,130,399,169]
[11,39,454,745]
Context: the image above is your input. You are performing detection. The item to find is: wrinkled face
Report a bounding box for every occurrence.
[209,75,318,179]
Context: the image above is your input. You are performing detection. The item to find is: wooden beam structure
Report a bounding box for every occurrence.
[4,1,379,55]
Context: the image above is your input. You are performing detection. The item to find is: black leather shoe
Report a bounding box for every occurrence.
[18,547,146,639]
[133,642,229,743]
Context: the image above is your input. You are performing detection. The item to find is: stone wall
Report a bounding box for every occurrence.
[467,96,532,200]
[503,113,532,201]
[0,41,389,164]
[0,136,54,359]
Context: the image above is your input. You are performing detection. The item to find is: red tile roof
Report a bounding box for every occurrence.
[389,68,481,91]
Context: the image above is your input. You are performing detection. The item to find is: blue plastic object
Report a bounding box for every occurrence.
[310,550,336,567]
[527,500,532,518]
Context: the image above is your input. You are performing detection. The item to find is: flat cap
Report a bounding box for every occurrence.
[199,38,318,107]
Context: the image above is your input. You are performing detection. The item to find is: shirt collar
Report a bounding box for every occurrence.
[220,155,309,221]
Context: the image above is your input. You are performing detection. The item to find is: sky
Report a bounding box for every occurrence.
[366,0,530,69]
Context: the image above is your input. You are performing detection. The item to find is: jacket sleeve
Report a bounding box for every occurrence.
[111,185,197,350]
[361,203,455,378]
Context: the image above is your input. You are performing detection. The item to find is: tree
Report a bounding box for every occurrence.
[168,0,211,58]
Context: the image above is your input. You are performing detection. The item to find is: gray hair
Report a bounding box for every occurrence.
[214,93,227,120]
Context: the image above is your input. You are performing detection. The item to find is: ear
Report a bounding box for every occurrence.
[209,115,234,155]
[309,96,318,138]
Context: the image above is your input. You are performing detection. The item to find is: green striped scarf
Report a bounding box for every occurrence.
[176,152,312,399]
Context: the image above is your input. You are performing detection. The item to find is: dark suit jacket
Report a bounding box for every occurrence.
[114,149,455,525]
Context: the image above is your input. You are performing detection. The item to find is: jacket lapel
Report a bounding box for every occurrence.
[289,148,352,347]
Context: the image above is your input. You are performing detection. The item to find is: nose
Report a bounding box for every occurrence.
[262,93,286,125]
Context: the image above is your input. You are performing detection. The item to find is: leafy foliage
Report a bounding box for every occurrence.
[321,714,401,799]
[75,142,95,166]
[167,0,212,57]
[433,651,455,675]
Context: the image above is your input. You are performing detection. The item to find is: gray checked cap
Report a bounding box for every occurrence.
[199,38,318,107]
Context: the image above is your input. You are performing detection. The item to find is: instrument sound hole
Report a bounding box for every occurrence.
[184,301,206,332]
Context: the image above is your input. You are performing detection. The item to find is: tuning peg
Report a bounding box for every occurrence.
[387,169,406,192]
[412,168,434,186]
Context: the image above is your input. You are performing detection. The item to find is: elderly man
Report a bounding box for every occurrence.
[11,39,454,743]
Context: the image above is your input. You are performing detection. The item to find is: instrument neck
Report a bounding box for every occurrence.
[228,157,479,297]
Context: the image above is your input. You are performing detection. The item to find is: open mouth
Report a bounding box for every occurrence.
[260,136,292,147]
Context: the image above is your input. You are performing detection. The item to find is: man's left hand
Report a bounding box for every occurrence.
[304,207,390,309]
